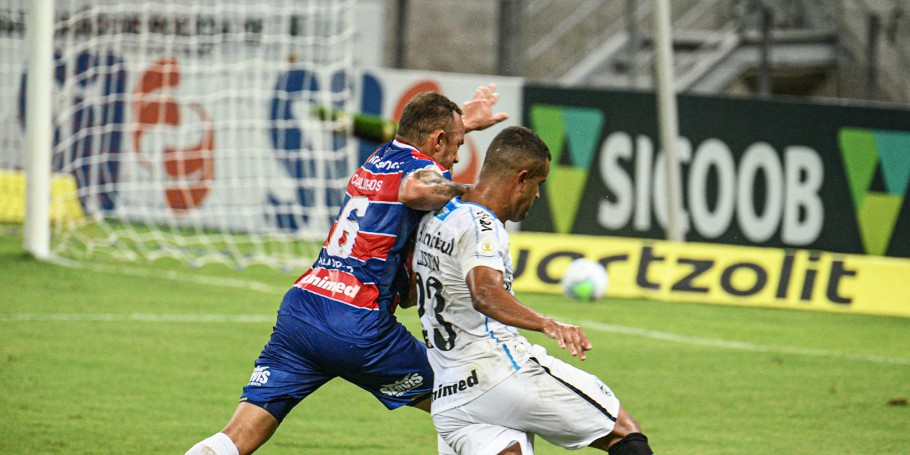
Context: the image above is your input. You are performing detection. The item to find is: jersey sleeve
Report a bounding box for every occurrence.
[400,149,451,181]
[456,210,506,279]
[404,163,444,182]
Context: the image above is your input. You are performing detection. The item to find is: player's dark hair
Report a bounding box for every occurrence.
[396,92,463,146]
[480,126,551,179]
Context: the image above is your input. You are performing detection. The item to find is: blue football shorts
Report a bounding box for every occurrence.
[240,297,434,423]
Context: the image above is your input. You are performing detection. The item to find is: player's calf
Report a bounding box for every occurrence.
[185,432,239,455]
[606,433,652,455]
[590,407,653,454]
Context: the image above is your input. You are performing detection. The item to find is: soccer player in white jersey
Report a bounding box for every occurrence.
[412,126,654,455]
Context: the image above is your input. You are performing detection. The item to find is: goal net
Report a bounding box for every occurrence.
[1,0,357,270]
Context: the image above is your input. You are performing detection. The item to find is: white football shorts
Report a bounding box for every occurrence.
[432,345,620,454]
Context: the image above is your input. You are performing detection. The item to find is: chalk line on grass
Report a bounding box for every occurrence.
[47,257,288,295]
[572,319,910,367]
[12,258,909,366]
[0,313,276,323]
[2,311,907,366]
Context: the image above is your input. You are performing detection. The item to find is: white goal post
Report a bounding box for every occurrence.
[3,0,357,270]
[24,0,54,259]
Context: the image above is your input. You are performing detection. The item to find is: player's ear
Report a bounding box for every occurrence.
[517,169,530,185]
[432,129,446,150]
[518,169,531,183]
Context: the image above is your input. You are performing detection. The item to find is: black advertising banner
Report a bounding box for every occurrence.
[522,86,910,258]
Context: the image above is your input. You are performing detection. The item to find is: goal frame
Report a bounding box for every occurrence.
[24,0,53,259]
[14,0,359,269]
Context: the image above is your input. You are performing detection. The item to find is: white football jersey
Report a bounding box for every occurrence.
[412,197,533,413]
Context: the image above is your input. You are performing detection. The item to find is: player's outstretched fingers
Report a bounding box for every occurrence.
[477,83,504,115]
[577,326,593,352]
[568,325,589,360]
[545,320,591,360]
[562,327,578,358]
[462,83,509,132]
[542,318,564,348]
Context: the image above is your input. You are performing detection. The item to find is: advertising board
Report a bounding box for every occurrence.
[522,86,910,258]
[511,232,910,317]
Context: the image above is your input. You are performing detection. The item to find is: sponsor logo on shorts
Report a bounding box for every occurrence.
[248,366,270,387]
[595,377,613,397]
[432,369,479,400]
[380,372,424,397]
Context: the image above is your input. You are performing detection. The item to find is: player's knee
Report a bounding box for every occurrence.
[612,408,642,437]
[606,432,652,455]
[217,402,280,454]
[496,441,523,455]
[591,408,647,453]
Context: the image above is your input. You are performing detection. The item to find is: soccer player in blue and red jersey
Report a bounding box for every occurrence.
[186,86,508,455]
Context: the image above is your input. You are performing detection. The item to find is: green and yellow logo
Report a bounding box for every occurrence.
[838,128,910,255]
[530,104,603,233]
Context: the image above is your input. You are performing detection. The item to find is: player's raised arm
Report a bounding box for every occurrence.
[461,83,509,132]
[466,265,592,360]
[398,168,471,211]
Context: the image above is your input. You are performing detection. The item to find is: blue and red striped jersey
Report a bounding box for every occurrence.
[284,140,450,343]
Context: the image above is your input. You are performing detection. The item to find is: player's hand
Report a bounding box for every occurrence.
[398,274,418,309]
[461,83,509,132]
[542,319,592,360]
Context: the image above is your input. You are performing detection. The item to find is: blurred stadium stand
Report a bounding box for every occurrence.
[383,0,910,105]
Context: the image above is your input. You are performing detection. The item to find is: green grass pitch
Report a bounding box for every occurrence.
[1,228,908,453]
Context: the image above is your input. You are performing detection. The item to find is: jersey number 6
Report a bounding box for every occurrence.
[326,196,369,258]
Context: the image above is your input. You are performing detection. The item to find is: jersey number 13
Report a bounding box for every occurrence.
[415,272,457,351]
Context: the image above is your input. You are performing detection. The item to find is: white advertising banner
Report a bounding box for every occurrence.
[1,12,523,234]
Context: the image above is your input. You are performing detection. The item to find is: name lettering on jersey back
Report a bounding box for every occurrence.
[347,169,403,202]
[416,250,440,272]
[316,255,352,273]
[350,173,383,192]
[432,369,479,401]
[419,230,454,255]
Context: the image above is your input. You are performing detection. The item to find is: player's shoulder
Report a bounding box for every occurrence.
[363,141,423,170]
[465,205,498,234]
[434,198,501,232]
[392,141,448,174]
[364,143,407,172]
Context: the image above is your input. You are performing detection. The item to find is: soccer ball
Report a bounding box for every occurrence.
[560,258,609,302]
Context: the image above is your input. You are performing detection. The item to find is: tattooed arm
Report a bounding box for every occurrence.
[398,168,471,211]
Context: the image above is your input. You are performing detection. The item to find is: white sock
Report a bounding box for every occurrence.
[185,432,240,455]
